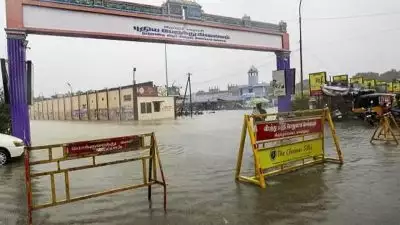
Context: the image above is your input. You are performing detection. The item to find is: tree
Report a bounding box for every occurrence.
[354,70,400,82]
[0,88,11,134]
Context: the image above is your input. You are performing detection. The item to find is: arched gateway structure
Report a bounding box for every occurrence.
[5,0,291,145]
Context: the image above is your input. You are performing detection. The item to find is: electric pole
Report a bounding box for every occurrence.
[188,73,193,118]
[299,0,304,98]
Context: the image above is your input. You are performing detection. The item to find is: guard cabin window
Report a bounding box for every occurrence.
[141,102,152,114]
[146,103,152,113]
[153,101,163,112]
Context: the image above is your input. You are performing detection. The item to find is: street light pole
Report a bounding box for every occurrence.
[132,67,138,121]
[66,82,73,120]
[164,43,169,96]
[66,82,73,96]
[299,0,304,98]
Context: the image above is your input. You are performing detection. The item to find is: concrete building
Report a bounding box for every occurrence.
[138,96,175,121]
[30,82,177,121]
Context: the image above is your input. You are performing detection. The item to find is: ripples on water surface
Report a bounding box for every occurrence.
[1,110,400,225]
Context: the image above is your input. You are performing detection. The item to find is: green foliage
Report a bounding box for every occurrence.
[0,89,11,134]
[351,69,400,82]
[292,96,310,111]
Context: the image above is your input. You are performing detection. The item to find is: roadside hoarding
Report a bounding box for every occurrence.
[332,74,348,86]
[271,70,286,97]
[363,79,376,89]
[387,82,394,93]
[350,77,363,88]
[309,72,326,96]
[376,81,387,92]
[393,82,400,94]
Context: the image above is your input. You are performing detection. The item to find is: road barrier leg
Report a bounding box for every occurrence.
[325,108,343,164]
[148,147,153,205]
[235,116,247,180]
[153,134,167,212]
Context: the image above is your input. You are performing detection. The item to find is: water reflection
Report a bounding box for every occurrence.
[1,111,400,224]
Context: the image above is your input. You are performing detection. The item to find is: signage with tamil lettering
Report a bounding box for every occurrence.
[256,118,323,141]
[65,135,141,157]
[23,6,284,51]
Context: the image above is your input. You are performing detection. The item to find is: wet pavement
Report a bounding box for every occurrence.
[1,110,400,225]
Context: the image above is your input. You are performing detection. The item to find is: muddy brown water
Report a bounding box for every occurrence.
[1,110,400,225]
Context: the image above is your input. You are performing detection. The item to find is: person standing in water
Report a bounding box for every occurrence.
[253,103,267,122]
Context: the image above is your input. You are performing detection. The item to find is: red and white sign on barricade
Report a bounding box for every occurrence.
[65,135,141,157]
[256,118,323,141]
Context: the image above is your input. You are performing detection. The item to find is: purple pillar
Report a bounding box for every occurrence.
[276,51,292,112]
[7,31,31,145]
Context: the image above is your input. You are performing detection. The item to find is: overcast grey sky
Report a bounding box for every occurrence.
[1,0,400,96]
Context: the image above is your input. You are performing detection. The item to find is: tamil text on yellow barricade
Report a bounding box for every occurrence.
[259,139,323,169]
[235,108,344,189]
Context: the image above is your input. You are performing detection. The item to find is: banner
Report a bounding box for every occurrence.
[258,138,324,169]
[363,79,376,89]
[309,72,326,96]
[271,70,286,96]
[393,82,400,93]
[350,77,363,88]
[286,68,296,96]
[66,135,141,157]
[388,82,394,93]
[256,118,323,141]
[376,81,386,85]
[332,74,348,86]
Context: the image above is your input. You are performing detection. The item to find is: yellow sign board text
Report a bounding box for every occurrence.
[393,82,400,93]
[363,79,376,88]
[333,75,348,83]
[258,138,323,169]
[388,82,393,92]
[309,72,326,96]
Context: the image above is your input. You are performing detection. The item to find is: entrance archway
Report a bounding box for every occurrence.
[5,0,291,144]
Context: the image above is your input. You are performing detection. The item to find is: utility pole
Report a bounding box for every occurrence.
[66,82,73,96]
[132,67,138,121]
[299,0,304,98]
[180,73,193,118]
[164,43,169,96]
[188,73,193,118]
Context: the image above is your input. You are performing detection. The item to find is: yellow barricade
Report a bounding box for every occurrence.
[235,108,343,188]
[24,133,166,225]
[370,113,400,145]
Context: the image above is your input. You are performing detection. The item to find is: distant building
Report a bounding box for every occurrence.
[192,66,269,105]
[236,66,269,100]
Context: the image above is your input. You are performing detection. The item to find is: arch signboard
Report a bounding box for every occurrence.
[5,0,292,145]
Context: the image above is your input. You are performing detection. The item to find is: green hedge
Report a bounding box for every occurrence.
[0,89,11,134]
[292,96,310,111]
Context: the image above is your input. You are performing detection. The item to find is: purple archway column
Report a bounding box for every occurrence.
[6,31,31,145]
[276,51,292,112]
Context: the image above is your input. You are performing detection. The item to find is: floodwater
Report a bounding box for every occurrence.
[2,110,400,225]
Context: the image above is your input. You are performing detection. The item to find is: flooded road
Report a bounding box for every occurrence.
[2,110,400,225]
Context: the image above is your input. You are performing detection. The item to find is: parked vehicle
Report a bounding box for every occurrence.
[352,93,396,119]
[364,107,379,126]
[0,133,25,166]
[332,109,343,120]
